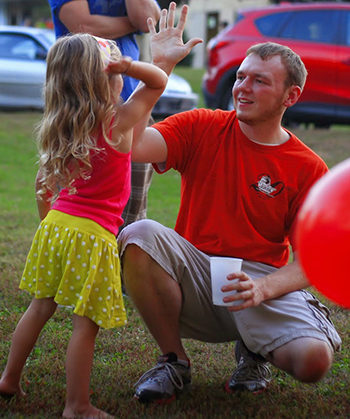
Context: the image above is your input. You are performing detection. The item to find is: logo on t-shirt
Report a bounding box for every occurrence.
[250,173,284,198]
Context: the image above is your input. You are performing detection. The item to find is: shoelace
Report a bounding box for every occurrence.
[232,358,272,383]
[134,362,185,390]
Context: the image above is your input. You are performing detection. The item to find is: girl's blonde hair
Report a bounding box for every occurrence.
[36,33,121,200]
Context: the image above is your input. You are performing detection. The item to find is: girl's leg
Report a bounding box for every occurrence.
[0,297,57,396]
[63,314,114,419]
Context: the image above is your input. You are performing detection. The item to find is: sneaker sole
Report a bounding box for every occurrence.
[224,380,268,395]
[134,382,192,405]
[134,393,176,405]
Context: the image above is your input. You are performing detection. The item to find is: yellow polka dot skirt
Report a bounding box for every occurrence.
[20,210,127,329]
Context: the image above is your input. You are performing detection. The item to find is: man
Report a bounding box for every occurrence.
[119,3,341,404]
[47,0,161,232]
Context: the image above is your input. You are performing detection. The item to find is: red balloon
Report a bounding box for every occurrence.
[296,158,350,308]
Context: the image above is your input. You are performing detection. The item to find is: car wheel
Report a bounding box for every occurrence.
[219,79,235,111]
[227,95,235,111]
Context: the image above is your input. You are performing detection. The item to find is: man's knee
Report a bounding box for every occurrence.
[269,338,333,383]
[118,219,168,274]
[295,341,332,382]
[123,243,148,267]
[118,219,162,245]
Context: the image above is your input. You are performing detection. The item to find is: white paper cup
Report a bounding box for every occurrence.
[210,257,243,306]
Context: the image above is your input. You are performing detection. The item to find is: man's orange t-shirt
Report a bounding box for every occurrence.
[153,109,328,268]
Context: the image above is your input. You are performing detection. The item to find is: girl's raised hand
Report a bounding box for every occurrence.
[148,1,202,75]
[106,56,133,74]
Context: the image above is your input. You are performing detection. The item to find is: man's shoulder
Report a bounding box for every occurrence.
[287,131,328,172]
[199,108,236,118]
[289,131,322,154]
[153,109,238,143]
[155,108,235,129]
[178,108,236,123]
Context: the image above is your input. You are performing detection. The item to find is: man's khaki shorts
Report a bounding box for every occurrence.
[118,219,341,357]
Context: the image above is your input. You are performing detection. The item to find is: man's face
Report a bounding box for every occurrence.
[232,54,291,126]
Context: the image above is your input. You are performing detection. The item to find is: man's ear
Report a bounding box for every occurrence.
[284,85,302,108]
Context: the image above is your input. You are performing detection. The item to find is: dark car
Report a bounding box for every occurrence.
[0,25,198,116]
[202,2,350,127]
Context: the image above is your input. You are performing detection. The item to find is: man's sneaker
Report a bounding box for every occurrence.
[134,352,191,404]
[225,340,272,394]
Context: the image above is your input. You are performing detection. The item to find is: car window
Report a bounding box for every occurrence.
[279,10,338,44]
[235,13,245,25]
[0,33,47,60]
[37,31,55,48]
[255,12,292,37]
[344,11,350,46]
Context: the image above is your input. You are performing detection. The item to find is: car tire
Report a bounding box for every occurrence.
[217,69,238,111]
[218,80,235,110]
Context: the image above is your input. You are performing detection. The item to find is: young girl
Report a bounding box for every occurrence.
[0,32,167,419]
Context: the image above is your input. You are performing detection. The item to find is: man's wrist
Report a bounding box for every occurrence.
[151,60,175,76]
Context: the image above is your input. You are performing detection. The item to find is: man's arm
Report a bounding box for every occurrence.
[126,0,161,33]
[222,252,310,311]
[132,127,168,163]
[59,0,136,39]
[131,3,202,163]
[254,254,309,299]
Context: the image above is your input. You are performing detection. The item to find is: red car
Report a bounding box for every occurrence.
[202,2,350,127]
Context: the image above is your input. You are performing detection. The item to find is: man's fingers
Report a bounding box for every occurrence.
[167,1,176,28]
[159,7,167,31]
[176,4,188,32]
[184,38,203,53]
[147,17,156,36]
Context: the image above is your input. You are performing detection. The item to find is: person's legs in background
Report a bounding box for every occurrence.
[119,162,154,233]
[118,116,155,234]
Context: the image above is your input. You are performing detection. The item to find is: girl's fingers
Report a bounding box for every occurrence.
[106,56,132,74]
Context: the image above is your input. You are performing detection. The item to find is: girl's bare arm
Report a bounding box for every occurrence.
[107,57,168,152]
[35,170,52,221]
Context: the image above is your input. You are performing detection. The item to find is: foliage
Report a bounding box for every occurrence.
[173,67,205,108]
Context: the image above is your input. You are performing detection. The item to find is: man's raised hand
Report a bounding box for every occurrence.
[147,2,203,75]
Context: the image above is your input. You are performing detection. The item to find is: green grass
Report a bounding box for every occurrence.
[2,98,350,418]
[174,67,206,108]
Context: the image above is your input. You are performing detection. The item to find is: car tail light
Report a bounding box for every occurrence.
[207,40,230,67]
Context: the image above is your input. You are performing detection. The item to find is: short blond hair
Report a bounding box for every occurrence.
[246,42,307,90]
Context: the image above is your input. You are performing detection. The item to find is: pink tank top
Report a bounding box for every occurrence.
[52,132,131,235]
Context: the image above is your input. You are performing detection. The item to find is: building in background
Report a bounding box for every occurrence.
[186,0,269,68]
[0,0,52,27]
[0,0,270,67]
